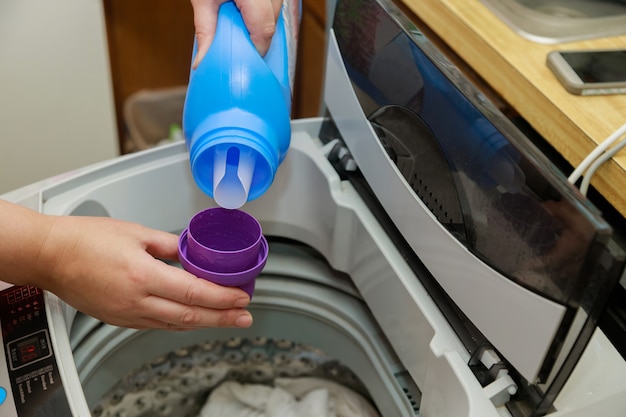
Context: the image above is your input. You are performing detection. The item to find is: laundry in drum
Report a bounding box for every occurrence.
[92,338,382,417]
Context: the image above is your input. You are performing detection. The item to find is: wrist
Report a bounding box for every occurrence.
[0,200,57,288]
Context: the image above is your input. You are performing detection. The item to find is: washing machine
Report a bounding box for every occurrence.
[1,0,626,416]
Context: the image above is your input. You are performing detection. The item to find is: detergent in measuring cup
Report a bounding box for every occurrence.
[183,0,292,209]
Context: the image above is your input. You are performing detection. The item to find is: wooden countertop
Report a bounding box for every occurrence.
[401,0,626,217]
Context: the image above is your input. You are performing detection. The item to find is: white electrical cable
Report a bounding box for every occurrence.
[568,122,626,185]
[579,134,626,196]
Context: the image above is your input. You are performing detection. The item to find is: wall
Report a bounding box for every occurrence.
[0,0,118,195]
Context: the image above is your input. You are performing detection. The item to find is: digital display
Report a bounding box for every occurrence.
[7,329,51,370]
[561,50,626,83]
[18,336,42,363]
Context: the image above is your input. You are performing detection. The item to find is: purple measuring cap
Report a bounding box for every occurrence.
[178,207,268,298]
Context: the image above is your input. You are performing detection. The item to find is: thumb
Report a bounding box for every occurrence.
[190,0,226,68]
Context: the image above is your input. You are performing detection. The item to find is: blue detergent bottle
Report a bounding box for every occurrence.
[183,1,292,209]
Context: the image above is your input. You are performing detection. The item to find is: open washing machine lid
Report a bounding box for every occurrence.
[323,0,625,415]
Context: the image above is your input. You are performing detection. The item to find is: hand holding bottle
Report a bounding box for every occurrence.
[190,0,284,68]
[183,0,291,208]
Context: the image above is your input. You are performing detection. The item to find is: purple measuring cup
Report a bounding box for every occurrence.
[178,207,268,298]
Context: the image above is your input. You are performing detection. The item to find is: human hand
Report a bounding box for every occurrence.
[190,0,283,68]
[36,214,253,330]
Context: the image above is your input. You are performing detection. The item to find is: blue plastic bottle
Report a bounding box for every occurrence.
[183,1,291,209]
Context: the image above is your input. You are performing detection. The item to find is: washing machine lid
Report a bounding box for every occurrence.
[324,0,624,414]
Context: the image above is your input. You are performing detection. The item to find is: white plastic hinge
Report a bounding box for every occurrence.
[321,138,342,157]
[483,373,518,407]
[480,349,518,407]
[321,138,358,172]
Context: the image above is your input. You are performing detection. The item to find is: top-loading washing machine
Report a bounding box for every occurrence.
[1,0,626,416]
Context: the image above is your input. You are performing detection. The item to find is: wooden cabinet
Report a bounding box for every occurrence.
[103,0,194,152]
[103,0,326,152]
[293,0,327,118]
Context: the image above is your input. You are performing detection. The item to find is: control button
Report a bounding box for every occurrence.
[0,387,7,405]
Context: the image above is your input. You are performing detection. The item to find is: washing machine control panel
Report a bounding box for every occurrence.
[0,285,72,417]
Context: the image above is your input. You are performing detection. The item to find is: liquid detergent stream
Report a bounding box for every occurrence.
[213,145,256,210]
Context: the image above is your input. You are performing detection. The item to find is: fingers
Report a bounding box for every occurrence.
[190,0,282,68]
[138,295,253,330]
[111,263,253,330]
[147,261,250,307]
[140,261,253,329]
[190,0,225,69]
[236,0,283,56]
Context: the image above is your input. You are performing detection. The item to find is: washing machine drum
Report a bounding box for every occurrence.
[71,241,418,417]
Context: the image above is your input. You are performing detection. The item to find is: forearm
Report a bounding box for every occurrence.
[0,199,56,287]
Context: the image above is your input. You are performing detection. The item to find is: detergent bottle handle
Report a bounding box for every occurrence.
[192,1,291,111]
